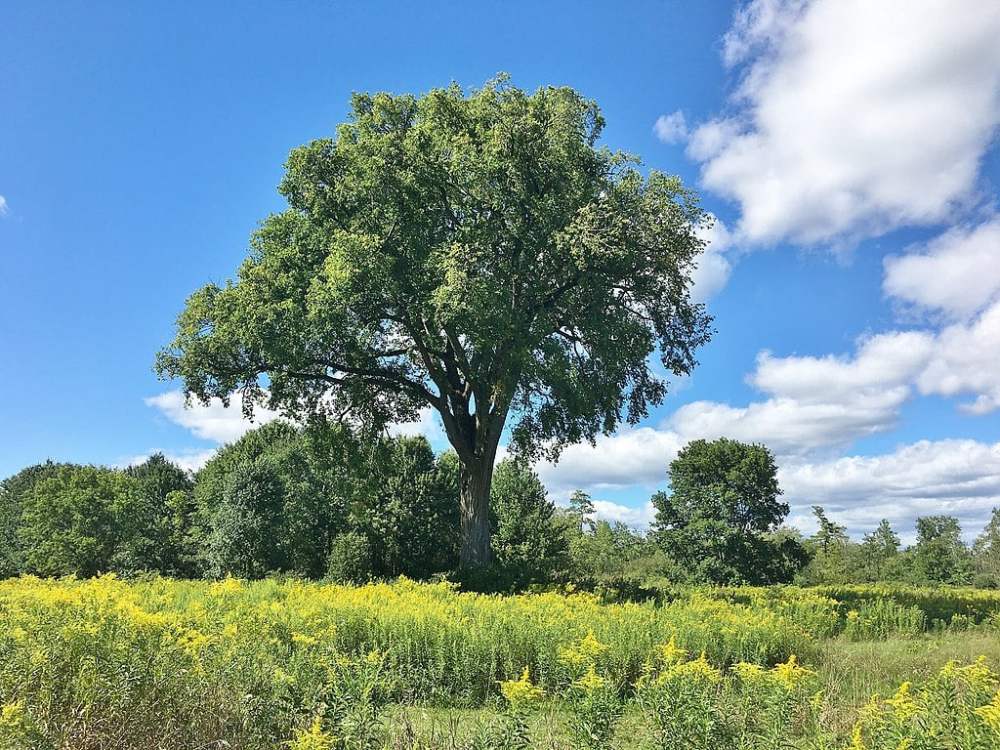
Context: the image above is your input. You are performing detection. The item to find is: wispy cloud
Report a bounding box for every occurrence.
[652,111,688,144]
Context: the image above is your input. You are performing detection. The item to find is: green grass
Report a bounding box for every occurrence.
[380,630,1000,749]
[815,632,1000,736]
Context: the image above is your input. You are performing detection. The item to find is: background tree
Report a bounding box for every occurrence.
[193,420,364,578]
[123,454,195,575]
[757,527,811,584]
[353,437,459,579]
[489,459,568,589]
[568,489,596,533]
[861,519,900,582]
[155,77,712,568]
[651,438,797,584]
[800,506,858,584]
[972,508,1000,588]
[913,515,973,585]
[810,506,849,555]
[566,519,659,581]
[205,458,285,578]
[19,465,133,577]
[0,461,72,576]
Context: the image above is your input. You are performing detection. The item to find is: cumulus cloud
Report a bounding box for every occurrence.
[884,217,1000,320]
[780,439,1000,539]
[690,0,1000,246]
[146,388,446,465]
[916,300,1000,414]
[536,430,1000,538]
[653,111,688,144]
[669,332,933,456]
[145,390,281,444]
[534,427,684,494]
[591,500,657,528]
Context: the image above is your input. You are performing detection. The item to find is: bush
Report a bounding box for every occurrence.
[327,530,374,584]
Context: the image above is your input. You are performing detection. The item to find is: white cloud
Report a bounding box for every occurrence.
[388,407,446,442]
[534,426,684,494]
[686,118,741,162]
[691,0,1000,246]
[536,430,1000,538]
[120,448,218,474]
[780,439,1000,539]
[145,390,281,444]
[0,196,7,216]
[145,390,445,466]
[653,111,688,144]
[884,217,1000,320]
[916,299,1000,414]
[721,0,808,67]
[690,214,734,302]
[669,332,933,456]
[591,500,657,528]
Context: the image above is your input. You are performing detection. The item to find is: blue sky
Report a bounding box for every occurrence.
[3,1,1000,539]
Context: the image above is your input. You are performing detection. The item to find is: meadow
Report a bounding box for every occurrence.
[1,576,999,749]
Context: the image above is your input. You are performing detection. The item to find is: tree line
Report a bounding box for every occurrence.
[2,429,998,592]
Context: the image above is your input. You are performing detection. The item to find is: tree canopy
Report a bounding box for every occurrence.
[651,438,796,584]
[156,76,712,565]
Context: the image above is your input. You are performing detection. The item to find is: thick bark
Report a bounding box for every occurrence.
[458,458,494,567]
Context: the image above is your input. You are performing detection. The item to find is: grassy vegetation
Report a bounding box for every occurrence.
[1,576,999,748]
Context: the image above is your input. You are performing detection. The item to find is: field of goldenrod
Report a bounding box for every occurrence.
[0,576,999,749]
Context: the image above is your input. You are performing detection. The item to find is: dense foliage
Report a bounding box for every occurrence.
[3,432,1000,592]
[651,439,806,585]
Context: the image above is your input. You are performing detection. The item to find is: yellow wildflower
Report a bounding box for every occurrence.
[732,661,766,685]
[658,635,687,666]
[975,690,1000,734]
[771,654,815,691]
[292,632,318,647]
[500,667,544,710]
[558,631,608,668]
[885,681,918,721]
[668,651,721,685]
[0,701,24,729]
[572,664,606,693]
[288,717,334,750]
[850,722,866,750]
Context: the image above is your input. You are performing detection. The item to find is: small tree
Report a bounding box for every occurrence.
[914,515,972,585]
[568,489,596,533]
[810,506,849,555]
[802,507,857,584]
[356,436,459,578]
[490,459,568,588]
[194,420,362,578]
[651,438,794,584]
[206,458,285,578]
[123,454,195,575]
[861,519,900,581]
[973,508,1000,587]
[156,77,712,568]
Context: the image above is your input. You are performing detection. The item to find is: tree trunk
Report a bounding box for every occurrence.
[459,458,494,568]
